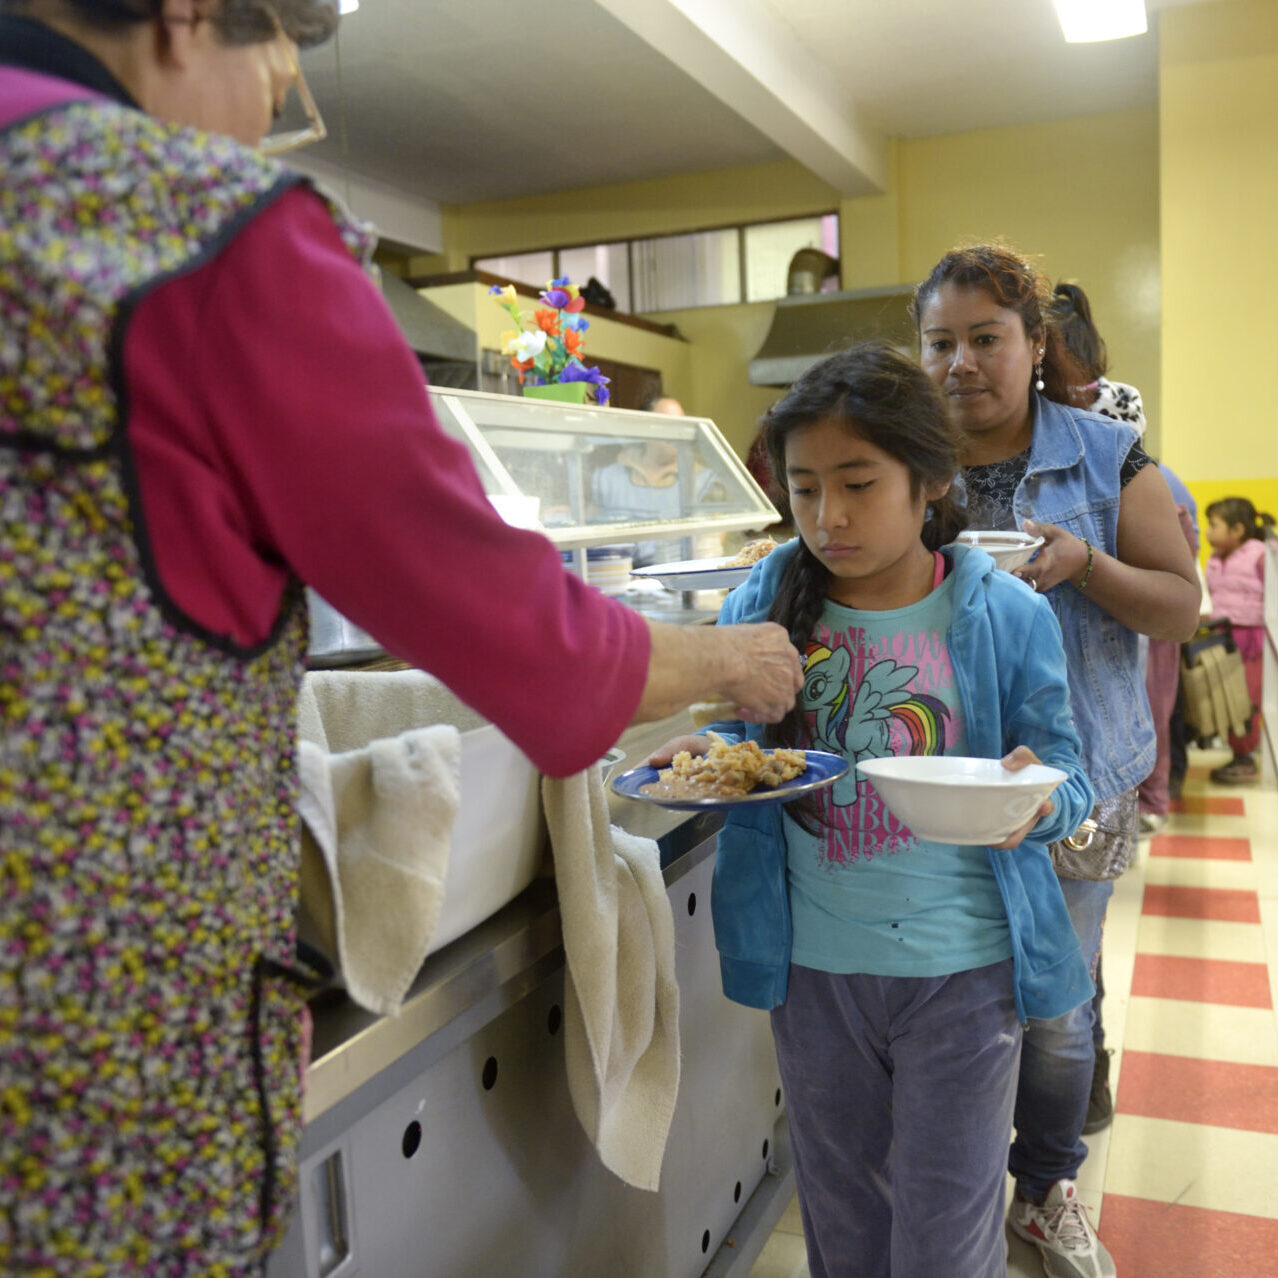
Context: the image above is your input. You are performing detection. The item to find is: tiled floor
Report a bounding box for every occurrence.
[748,746,1278,1277]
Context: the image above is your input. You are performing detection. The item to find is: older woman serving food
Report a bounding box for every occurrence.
[0,3,802,1272]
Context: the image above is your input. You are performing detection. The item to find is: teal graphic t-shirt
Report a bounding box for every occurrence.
[786,574,1013,976]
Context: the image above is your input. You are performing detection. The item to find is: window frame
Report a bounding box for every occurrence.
[471,210,840,315]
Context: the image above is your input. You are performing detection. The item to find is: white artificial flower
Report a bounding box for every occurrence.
[511,330,547,362]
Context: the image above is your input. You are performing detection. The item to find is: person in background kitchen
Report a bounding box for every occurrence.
[591,392,726,564]
[649,342,1096,1278]
[641,392,685,416]
[0,4,804,1275]
[913,244,1200,1278]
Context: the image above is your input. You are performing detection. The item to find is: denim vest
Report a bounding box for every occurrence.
[954,394,1154,801]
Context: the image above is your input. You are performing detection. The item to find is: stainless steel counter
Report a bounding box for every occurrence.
[271,705,793,1278]
[302,708,715,1125]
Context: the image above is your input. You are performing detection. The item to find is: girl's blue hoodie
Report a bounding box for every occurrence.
[708,539,1095,1023]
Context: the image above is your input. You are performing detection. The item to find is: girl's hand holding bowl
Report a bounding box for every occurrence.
[988,745,1056,848]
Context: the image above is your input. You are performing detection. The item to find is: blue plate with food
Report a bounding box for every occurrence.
[611,736,848,810]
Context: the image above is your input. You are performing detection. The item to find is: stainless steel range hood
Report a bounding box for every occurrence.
[379,270,478,364]
[748,284,918,387]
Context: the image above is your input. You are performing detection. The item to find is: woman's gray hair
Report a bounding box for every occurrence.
[2,0,339,47]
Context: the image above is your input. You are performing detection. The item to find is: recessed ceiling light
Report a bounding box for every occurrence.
[339,0,359,14]
[1052,0,1147,43]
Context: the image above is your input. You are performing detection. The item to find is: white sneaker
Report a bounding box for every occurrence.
[1138,811,1167,838]
[1009,1179,1116,1278]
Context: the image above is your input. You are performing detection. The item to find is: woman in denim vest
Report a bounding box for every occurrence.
[913,245,1200,1278]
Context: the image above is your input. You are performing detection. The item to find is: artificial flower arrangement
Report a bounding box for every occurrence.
[489,278,611,404]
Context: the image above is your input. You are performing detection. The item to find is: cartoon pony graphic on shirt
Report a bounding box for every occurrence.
[803,642,950,810]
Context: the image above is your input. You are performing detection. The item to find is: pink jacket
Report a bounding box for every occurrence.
[1206,538,1266,628]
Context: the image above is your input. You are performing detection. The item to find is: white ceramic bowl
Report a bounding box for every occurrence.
[855,755,1066,845]
[955,530,1045,572]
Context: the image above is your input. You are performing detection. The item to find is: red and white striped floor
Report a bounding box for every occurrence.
[750,745,1278,1277]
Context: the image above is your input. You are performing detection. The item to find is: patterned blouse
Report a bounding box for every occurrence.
[964,439,1152,532]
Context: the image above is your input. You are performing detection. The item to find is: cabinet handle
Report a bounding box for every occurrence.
[315,1148,351,1277]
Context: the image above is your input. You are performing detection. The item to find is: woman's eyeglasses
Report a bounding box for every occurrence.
[259,51,326,154]
[258,9,327,154]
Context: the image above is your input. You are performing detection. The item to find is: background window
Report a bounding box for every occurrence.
[558,243,631,311]
[474,213,839,314]
[630,228,741,313]
[475,250,554,290]
[744,215,840,303]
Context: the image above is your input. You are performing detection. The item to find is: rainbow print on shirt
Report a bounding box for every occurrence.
[803,633,957,863]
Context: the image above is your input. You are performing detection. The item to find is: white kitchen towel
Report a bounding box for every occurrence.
[541,769,680,1192]
[296,674,462,1017]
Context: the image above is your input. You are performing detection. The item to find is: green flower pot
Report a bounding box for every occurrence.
[522,381,593,404]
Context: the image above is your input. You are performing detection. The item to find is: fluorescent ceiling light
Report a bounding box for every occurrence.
[339,0,359,14]
[1052,0,1146,43]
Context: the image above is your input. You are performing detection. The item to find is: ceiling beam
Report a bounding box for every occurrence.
[593,0,887,197]
[285,152,444,254]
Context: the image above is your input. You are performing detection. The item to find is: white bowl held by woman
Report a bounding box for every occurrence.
[954,530,1044,571]
[855,755,1066,846]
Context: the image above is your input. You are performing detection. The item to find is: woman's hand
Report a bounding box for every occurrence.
[1013,467,1200,641]
[636,619,803,727]
[1011,520,1089,593]
[989,745,1057,849]
[647,735,711,768]
[711,622,805,723]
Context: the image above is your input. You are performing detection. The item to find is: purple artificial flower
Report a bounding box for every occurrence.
[559,361,611,405]
[541,277,585,313]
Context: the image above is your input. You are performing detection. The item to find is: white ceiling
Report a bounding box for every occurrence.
[297,0,1208,209]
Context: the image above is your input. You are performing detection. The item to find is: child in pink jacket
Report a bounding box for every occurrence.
[1204,497,1273,782]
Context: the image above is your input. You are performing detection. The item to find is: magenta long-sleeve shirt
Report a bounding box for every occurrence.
[2,70,651,778]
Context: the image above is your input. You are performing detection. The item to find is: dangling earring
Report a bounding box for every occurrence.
[1034,348,1045,392]
[924,503,935,523]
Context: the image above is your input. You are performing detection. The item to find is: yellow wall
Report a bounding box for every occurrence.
[410,161,840,275]
[423,110,1160,460]
[1160,0,1278,522]
[839,140,903,291]
[647,302,782,455]
[413,281,480,332]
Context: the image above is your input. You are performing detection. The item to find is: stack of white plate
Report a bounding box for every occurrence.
[584,546,634,595]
